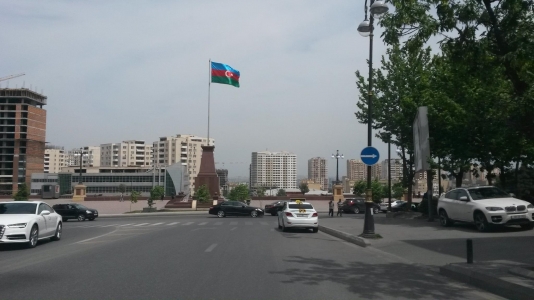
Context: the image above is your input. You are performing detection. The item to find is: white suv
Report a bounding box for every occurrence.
[437,186,534,232]
[277,201,318,233]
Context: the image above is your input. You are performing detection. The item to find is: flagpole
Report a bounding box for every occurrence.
[208,59,211,146]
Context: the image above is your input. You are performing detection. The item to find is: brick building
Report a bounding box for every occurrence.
[0,88,47,194]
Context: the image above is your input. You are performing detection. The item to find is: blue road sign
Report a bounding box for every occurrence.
[360,146,380,166]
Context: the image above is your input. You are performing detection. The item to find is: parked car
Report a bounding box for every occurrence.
[379,200,404,212]
[52,203,98,221]
[209,201,264,218]
[437,186,534,232]
[391,201,418,212]
[277,201,318,232]
[342,198,380,214]
[264,201,284,216]
[0,201,62,248]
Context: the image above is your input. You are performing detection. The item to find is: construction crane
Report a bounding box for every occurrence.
[0,73,25,82]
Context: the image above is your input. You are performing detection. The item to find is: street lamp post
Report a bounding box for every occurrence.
[331,150,344,184]
[358,0,388,237]
[74,148,87,184]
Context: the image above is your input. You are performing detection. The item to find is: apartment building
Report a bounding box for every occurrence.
[0,88,47,193]
[100,141,152,168]
[307,157,328,190]
[251,151,297,189]
[44,146,65,173]
[347,159,366,181]
[380,159,403,181]
[152,134,214,192]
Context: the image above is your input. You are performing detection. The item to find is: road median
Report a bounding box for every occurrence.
[318,225,371,247]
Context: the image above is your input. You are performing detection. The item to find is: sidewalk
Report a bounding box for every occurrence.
[318,213,534,299]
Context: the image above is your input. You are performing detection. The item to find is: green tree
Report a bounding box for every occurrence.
[352,180,366,196]
[276,189,286,196]
[227,184,249,201]
[299,183,309,194]
[392,182,404,199]
[256,187,266,197]
[148,186,164,208]
[371,180,385,203]
[14,183,30,201]
[195,184,210,203]
[130,190,140,212]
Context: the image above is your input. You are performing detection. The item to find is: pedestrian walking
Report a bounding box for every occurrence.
[119,193,123,202]
[328,200,334,217]
[337,199,343,217]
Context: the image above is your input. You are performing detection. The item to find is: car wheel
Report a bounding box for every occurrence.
[77,214,86,222]
[312,228,318,233]
[250,211,258,218]
[353,207,360,214]
[89,218,95,221]
[474,212,490,232]
[50,223,62,241]
[373,207,380,214]
[520,223,534,230]
[439,210,454,227]
[217,211,225,218]
[27,225,38,248]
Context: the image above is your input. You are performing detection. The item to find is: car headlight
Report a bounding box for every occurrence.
[527,204,534,209]
[86,210,92,214]
[485,207,504,211]
[7,223,27,228]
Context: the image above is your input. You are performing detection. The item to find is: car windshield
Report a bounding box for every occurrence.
[0,203,37,214]
[467,187,511,200]
[288,204,314,209]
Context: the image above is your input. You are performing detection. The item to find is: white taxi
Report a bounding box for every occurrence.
[277,201,318,233]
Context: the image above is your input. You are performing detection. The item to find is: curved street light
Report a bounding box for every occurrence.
[331,150,344,184]
[358,0,388,238]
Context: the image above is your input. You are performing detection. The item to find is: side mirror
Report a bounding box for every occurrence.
[41,210,50,215]
[459,196,469,201]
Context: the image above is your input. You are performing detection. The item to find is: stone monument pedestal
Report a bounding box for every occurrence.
[72,184,87,202]
[332,184,344,203]
[195,145,223,201]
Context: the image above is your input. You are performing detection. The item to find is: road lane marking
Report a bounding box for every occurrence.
[205,244,217,252]
[100,224,118,227]
[245,222,253,225]
[118,223,134,227]
[182,222,194,226]
[133,223,149,227]
[230,221,238,226]
[167,222,179,225]
[198,222,208,225]
[214,222,223,225]
[148,222,164,226]
[230,227,237,231]
[260,221,269,226]
[73,228,119,244]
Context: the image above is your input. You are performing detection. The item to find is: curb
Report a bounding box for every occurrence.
[318,225,371,247]
[440,264,534,300]
[99,211,209,218]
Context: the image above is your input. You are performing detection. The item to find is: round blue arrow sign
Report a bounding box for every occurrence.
[360,146,380,166]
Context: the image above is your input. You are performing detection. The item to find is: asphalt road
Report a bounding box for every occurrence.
[0,215,503,300]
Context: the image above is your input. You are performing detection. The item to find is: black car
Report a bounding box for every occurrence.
[342,198,380,214]
[264,201,284,216]
[391,202,419,212]
[209,201,264,218]
[52,203,98,221]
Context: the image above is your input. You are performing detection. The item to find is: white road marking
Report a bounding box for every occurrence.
[100,224,118,227]
[118,224,133,227]
[260,221,269,226]
[73,228,119,244]
[182,222,194,226]
[205,244,218,252]
[148,222,164,226]
[133,223,149,227]
[167,222,179,225]
[198,222,208,225]
[230,227,237,231]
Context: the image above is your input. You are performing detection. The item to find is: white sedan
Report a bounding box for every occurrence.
[277,201,318,233]
[0,201,62,248]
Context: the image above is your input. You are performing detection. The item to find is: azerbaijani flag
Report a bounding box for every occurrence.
[211,61,240,88]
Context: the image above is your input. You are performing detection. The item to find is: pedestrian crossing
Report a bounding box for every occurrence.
[66,220,280,229]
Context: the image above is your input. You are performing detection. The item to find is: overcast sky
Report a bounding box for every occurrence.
[0,0,399,179]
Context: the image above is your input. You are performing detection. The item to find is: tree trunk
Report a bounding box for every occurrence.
[456,169,464,188]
